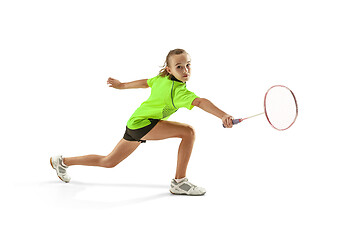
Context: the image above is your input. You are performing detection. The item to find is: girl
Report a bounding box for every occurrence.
[50,49,234,196]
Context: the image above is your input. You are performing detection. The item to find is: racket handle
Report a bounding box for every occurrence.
[222,118,243,128]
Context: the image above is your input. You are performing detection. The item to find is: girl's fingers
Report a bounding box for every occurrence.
[225,119,230,128]
[224,118,229,128]
[222,115,234,128]
[228,117,233,128]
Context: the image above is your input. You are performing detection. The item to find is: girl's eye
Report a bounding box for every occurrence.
[187,64,191,67]
[177,66,182,69]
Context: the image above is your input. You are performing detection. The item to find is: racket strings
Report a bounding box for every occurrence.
[264,85,298,131]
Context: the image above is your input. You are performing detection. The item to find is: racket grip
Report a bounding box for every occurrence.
[222,118,243,128]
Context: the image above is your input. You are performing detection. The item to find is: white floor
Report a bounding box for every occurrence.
[3,119,359,239]
[1,1,359,239]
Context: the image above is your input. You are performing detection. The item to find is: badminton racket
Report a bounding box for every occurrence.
[224,85,298,131]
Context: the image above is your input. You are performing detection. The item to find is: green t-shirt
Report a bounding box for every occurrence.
[126,75,199,129]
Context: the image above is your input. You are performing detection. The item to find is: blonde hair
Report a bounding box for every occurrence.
[159,48,188,77]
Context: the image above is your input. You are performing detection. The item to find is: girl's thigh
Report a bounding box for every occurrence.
[142,120,195,141]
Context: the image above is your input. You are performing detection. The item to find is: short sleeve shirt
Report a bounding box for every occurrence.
[126,75,199,129]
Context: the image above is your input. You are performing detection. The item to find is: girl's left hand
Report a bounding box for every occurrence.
[107,77,122,89]
[222,114,234,128]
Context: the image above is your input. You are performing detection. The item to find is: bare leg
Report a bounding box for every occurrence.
[175,136,195,179]
[142,120,196,179]
[63,138,141,168]
[63,155,105,167]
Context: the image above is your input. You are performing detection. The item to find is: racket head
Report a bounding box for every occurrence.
[264,85,298,131]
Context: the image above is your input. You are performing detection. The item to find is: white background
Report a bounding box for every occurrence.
[1,0,359,239]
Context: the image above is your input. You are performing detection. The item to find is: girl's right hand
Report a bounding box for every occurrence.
[107,77,123,89]
[222,114,234,128]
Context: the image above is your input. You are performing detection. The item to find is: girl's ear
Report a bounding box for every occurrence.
[166,66,172,75]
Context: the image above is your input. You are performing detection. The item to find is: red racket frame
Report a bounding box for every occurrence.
[264,85,298,131]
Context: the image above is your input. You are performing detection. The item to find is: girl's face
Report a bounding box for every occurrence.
[166,53,191,82]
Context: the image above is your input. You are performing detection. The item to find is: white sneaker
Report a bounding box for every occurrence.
[170,178,206,196]
[50,155,71,183]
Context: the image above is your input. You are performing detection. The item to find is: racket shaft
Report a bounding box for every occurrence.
[242,112,264,120]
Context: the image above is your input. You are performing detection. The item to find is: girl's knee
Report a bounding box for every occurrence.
[181,125,196,139]
[102,156,118,168]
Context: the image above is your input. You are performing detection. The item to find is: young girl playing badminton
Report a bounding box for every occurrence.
[50,48,234,196]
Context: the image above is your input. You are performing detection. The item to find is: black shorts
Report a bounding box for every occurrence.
[123,118,160,143]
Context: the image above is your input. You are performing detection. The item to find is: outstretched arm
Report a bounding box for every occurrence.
[107,77,149,89]
[192,98,234,128]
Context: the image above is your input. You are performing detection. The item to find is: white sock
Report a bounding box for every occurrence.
[60,157,68,167]
[174,177,186,183]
